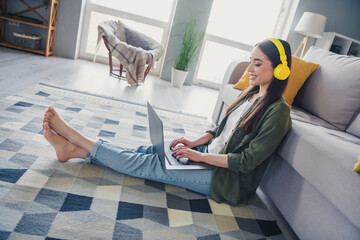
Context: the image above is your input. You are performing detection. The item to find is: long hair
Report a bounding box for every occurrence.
[225,39,292,134]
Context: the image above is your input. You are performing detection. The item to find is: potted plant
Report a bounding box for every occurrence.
[171,19,205,88]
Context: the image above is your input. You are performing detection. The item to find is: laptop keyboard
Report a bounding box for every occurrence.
[169,146,190,165]
[176,157,190,165]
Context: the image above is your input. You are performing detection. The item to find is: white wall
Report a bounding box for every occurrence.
[159,0,213,85]
[286,0,360,54]
[54,0,85,59]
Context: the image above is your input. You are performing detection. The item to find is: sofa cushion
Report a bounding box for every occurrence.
[347,112,360,137]
[294,47,360,131]
[277,119,360,229]
[285,56,319,108]
[233,56,319,108]
[290,106,338,130]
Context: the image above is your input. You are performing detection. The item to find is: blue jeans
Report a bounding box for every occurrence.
[86,140,213,196]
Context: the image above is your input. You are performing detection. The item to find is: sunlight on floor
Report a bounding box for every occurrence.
[0,47,219,119]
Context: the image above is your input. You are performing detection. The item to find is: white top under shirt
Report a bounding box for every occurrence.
[208,100,253,154]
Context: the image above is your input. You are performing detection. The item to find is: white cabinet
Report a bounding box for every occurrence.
[315,32,360,57]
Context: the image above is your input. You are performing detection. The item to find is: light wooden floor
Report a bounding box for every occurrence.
[0,47,219,119]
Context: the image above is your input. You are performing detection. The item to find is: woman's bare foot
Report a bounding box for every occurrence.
[43,106,72,138]
[43,106,95,153]
[42,122,86,162]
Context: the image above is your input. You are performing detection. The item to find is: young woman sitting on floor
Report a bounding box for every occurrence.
[42,38,292,205]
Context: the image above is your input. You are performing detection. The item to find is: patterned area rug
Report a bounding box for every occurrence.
[0,84,284,240]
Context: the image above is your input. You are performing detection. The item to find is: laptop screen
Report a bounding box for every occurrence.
[147,102,165,165]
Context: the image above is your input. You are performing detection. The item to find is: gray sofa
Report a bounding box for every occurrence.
[212,46,360,240]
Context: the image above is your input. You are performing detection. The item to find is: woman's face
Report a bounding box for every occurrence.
[247,46,274,88]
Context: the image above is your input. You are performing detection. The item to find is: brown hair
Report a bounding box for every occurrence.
[225,39,292,134]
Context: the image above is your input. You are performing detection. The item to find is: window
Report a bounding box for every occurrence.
[79,0,176,76]
[194,0,297,88]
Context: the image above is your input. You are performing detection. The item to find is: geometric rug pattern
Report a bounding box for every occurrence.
[0,84,285,240]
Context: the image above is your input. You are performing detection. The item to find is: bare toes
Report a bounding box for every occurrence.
[48,106,57,115]
[43,115,51,123]
[46,111,54,118]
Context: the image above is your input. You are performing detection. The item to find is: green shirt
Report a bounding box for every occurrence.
[207,95,292,205]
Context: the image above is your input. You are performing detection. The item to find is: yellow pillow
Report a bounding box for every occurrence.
[233,70,250,90]
[233,56,319,108]
[353,155,360,173]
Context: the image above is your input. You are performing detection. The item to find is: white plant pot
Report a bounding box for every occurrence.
[171,67,189,88]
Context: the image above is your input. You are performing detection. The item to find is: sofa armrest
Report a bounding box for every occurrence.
[211,60,250,125]
[227,61,250,85]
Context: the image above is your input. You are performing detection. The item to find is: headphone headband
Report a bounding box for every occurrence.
[266,38,290,80]
[267,38,286,60]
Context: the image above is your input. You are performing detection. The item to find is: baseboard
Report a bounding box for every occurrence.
[256,187,300,240]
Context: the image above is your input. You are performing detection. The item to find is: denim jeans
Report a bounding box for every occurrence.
[86,140,213,196]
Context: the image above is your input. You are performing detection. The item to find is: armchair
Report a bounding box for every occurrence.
[97,20,164,86]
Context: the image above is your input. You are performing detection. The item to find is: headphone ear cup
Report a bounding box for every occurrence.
[274,64,290,80]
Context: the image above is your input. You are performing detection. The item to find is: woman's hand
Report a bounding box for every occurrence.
[172,146,204,162]
[169,137,196,149]
[172,145,229,168]
[169,133,214,150]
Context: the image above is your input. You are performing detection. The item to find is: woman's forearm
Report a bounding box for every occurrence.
[193,133,214,146]
[201,153,228,168]
[194,134,229,168]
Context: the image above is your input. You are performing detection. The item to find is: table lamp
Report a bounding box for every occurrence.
[294,12,327,58]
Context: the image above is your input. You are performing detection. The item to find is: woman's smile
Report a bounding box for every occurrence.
[249,74,257,81]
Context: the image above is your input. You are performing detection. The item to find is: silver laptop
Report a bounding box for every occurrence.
[147,101,211,170]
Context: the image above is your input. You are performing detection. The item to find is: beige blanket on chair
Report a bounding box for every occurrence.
[96,20,163,86]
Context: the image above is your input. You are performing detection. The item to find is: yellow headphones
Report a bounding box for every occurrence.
[266,38,290,80]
